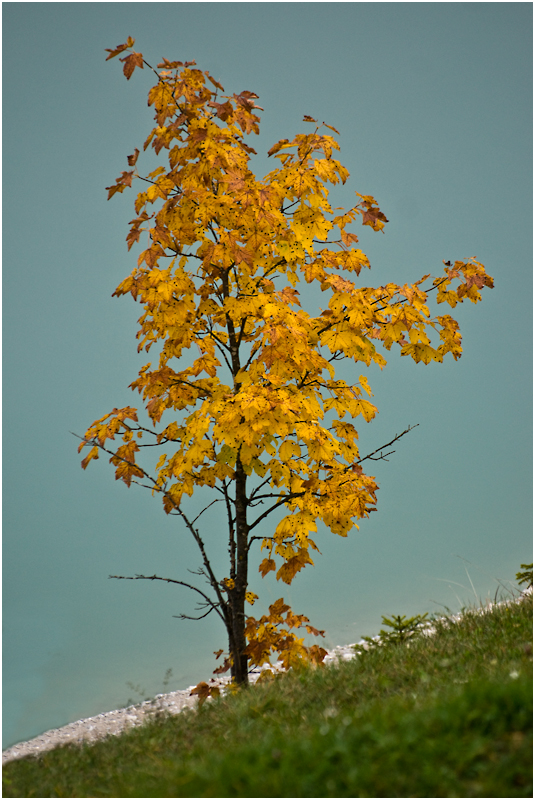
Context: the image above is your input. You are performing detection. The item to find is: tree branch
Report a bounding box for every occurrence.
[109,573,226,624]
[356,424,419,465]
[72,432,231,627]
[191,499,222,525]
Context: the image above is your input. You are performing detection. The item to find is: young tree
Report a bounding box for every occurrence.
[78,39,494,688]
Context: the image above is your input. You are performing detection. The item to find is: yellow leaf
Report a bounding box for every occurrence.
[358,375,372,397]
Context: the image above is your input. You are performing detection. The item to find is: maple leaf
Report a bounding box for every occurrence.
[276,549,314,585]
[234,90,264,111]
[105,37,135,60]
[267,139,290,157]
[81,446,99,470]
[464,273,486,290]
[190,681,220,707]
[208,99,234,121]
[276,286,301,306]
[360,206,388,231]
[120,51,144,80]
[221,170,246,191]
[259,558,276,577]
[341,230,359,246]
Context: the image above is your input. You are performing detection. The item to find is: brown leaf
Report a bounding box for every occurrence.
[235,90,264,111]
[464,273,486,290]
[308,644,328,664]
[190,681,220,706]
[190,128,208,145]
[157,57,186,69]
[208,100,234,121]
[360,206,388,230]
[105,37,135,61]
[127,149,140,167]
[119,171,134,187]
[213,656,232,675]
[259,558,276,577]
[206,72,225,92]
[141,244,165,267]
[120,52,144,80]
[126,226,143,251]
[305,625,325,637]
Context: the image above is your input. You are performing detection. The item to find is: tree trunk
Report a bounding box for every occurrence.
[222,267,250,685]
[230,453,249,685]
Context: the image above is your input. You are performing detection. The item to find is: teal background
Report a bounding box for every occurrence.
[3,3,532,749]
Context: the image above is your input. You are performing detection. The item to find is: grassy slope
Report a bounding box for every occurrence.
[3,594,532,798]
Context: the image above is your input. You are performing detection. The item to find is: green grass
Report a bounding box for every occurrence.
[3,593,532,798]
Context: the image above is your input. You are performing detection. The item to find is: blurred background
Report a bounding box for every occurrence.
[3,2,532,749]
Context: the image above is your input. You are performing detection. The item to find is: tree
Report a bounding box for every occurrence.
[78,39,494,688]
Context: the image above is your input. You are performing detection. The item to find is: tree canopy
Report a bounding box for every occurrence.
[78,39,494,687]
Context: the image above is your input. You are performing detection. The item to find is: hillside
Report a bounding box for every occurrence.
[3,590,532,798]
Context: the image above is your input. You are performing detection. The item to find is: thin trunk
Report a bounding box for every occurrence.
[222,265,250,685]
[230,454,249,685]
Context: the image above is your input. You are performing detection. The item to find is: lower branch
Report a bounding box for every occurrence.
[109,573,227,625]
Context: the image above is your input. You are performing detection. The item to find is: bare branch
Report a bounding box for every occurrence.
[109,573,226,624]
[248,475,272,503]
[357,424,419,465]
[192,499,223,525]
[173,608,217,621]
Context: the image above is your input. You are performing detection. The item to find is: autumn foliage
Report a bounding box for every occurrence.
[79,39,494,688]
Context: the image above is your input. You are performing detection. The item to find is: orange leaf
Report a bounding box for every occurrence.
[259,558,276,578]
[323,122,341,135]
[81,446,99,470]
[267,139,290,157]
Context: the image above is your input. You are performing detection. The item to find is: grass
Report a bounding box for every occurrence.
[3,591,532,798]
